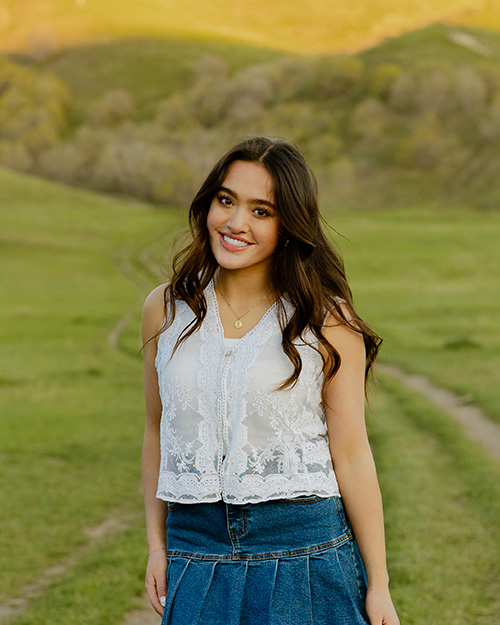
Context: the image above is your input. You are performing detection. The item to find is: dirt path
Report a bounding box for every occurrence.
[122,593,160,625]
[378,363,500,462]
[0,511,140,624]
[448,29,491,57]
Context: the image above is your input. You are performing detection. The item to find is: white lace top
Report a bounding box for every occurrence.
[155,279,340,504]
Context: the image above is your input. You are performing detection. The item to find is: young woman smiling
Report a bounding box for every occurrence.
[141,137,400,625]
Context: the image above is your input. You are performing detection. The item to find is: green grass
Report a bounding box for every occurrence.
[0,167,176,601]
[370,376,500,624]
[326,203,500,423]
[360,23,500,69]
[2,166,500,623]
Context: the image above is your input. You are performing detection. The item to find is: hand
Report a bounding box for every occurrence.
[145,548,168,616]
[365,585,400,625]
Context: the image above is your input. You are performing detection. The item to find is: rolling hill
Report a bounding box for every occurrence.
[1,0,500,56]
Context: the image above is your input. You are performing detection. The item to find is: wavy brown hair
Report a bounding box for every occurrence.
[162,136,381,391]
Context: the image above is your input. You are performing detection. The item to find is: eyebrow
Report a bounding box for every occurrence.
[218,186,276,210]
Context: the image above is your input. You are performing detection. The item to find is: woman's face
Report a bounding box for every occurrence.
[207,160,280,276]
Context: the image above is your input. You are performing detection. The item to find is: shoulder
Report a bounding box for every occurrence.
[321,302,366,362]
[141,282,169,344]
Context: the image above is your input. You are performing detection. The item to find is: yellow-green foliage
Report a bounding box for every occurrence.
[0,57,72,169]
[5,24,500,209]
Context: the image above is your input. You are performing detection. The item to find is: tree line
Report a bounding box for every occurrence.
[2,51,500,209]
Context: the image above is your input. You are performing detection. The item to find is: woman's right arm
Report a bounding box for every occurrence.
[141,284,169,616]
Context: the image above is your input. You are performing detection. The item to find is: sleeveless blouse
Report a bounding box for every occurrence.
[155,279,340,504]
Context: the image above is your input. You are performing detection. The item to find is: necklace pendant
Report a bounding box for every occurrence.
[234,319,243,329]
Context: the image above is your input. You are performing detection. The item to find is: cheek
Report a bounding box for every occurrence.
[206,204,219,232]
[262,222,280,249]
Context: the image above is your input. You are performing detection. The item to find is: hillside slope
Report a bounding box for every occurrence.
[1,0,499,56]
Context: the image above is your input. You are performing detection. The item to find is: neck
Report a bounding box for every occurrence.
[216,267,272,301]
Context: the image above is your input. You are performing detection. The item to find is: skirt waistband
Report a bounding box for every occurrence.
[166,495,353,561]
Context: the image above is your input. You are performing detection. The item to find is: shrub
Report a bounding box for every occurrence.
[389,65,456,117]
[156,94,197,133]
[87,90,136,128]
[0,140,33,171]
[38,142,91,185]
[476,62,500,103]
[0,57,72,160]
[396,123,448,170]
[190,54,229,87]
[309,55,365,99]
[389,71,417,114]
[369,64,403,101]
[479,95,500,143]
[455,66,487,116]
[350,98,387,144]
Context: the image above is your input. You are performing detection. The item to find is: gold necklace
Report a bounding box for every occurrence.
[217,281,272,329]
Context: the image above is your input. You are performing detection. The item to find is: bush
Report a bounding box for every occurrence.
[479,95,500,143]
[0,57,72,161]
[369,64,403,101]
[309,55,365,99]
[455,66,487,116]
[38,142,91,185]
[190,54,229,87]
[0,140,33,171]
[350,98,387,144]
[389,65,456,117]
[396,122,448,171]
[87,90,136,128]
[156,94,197,133]
[476,62,500,103]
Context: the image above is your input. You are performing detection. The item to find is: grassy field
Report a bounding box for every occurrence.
[1,166,500,624]
[0,167,174,606]
[1,0,499,56]
[329,203,500,424]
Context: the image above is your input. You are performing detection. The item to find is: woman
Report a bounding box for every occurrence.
[141,136,400,625]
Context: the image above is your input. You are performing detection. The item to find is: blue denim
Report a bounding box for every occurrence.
[162,496,369,625]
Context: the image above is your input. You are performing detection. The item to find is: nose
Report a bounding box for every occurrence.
[226,206,249,233]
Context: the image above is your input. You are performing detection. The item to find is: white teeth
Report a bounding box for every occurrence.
[222,234,249,247]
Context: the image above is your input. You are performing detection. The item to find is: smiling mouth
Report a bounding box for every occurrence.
[220,233,251,248]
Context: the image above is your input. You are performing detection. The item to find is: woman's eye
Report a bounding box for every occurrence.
[254,207,270,217]
[218,195,233,206]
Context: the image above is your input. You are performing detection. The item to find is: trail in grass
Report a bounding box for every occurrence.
[379,363,500,462]
[448,28,492,56]
[0,232,168,624]
[122,593,159,625]
[0,511,141,624]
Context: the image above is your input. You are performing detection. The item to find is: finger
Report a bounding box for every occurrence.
[156,575,167,612]
[145,578,164,616]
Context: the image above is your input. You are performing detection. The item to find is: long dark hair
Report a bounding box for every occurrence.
[162,136,381,391]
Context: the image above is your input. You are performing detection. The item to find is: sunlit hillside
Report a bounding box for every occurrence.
[0,0,499,56]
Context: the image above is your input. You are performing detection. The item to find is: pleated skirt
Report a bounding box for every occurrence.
[161,495,369,625]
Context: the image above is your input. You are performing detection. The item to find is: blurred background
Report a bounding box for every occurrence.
[1,1,500,624]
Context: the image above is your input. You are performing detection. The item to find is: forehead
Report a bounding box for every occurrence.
[222,160,274,201]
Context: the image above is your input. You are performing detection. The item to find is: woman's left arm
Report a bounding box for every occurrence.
[321,317,400,625]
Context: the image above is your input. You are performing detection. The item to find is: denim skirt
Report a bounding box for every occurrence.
[161,495,369,625]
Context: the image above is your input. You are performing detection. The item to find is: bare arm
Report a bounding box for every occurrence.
[322,315,399,625]
[141,284,169,616]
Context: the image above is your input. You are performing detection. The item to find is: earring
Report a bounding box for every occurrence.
[284,239,289,247]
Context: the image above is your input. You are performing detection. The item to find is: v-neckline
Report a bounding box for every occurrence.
[208,279,279,343]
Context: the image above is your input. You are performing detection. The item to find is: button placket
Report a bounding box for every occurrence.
[217,347,233,493]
